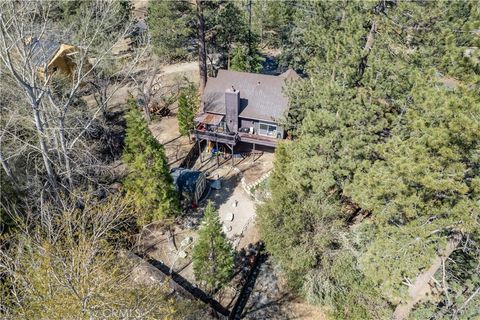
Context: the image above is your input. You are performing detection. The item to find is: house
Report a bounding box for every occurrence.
[194,69,299,155]
[27,37,85,78]
[171,168,207,206]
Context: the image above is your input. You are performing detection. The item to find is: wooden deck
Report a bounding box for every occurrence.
[238,132,278,147]
[194,130,237,145]
[194,130,279,148]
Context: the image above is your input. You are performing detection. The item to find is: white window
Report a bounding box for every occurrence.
[259,123,277,137]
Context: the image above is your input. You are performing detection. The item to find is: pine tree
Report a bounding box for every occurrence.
[230,45,264,73]
[192,202,234,293]
[345,78,480,309]
[147,1,252,66]
[147,0,195,62]
[177,85,197,137]
[123,97,179,225]
[253,0,297,48]
[209,1,249,60]
[258,1,480,319]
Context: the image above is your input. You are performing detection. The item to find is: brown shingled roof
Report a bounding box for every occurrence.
[279,68,300,81]
[202,69,299,122]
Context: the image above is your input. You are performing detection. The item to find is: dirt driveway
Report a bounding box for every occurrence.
[214,177,256,248]
[193,151,274,249]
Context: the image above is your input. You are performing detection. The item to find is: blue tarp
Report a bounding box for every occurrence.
[171,168,203,194]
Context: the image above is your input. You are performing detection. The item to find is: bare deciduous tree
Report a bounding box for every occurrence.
[0,194,200,319]
[0,1,145,200]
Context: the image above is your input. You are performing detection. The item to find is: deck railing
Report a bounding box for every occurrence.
[194,128,280,147]
[194,129,238,144]
[238,132,278,147]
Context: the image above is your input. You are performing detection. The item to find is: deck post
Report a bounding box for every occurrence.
[252,143,255,163]
[198,139,203,163]
[215,140,219,168]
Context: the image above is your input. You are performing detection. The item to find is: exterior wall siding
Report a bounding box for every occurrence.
[239,118,284,138]
[239,118,259,133]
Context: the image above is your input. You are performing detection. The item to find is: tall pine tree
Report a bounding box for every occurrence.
[147,1,252,68]
[147,1,195,62]
[177,84,198,137]
[192,201,234,293]
[123,97,179,225]
[230,45,264,73]
[259,1,480,319]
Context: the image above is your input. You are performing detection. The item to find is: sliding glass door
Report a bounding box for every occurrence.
[258,123,277,137]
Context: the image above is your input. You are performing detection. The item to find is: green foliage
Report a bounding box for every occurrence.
[205,1,256,69]
[252,0,304,72]
[207,1,249,56]
[123,97,179,225]
[148,1,252,66]
[259,1,480,319]
[346,81,480,301]
[192,202,234,293]
[303,251,390,320]
[230,45,265,73]
[253,0,297,48]
[147,0,195,61]
[177,84,198,137]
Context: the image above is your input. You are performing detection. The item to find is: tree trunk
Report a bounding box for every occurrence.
[356,20,377,86]
[143,104,152,123]
[0,151,18,187]
[31,100,58,189]
[196,0,207,95]
[58,117,73,189]
[393,234,462,320]
[142,68,158,123]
